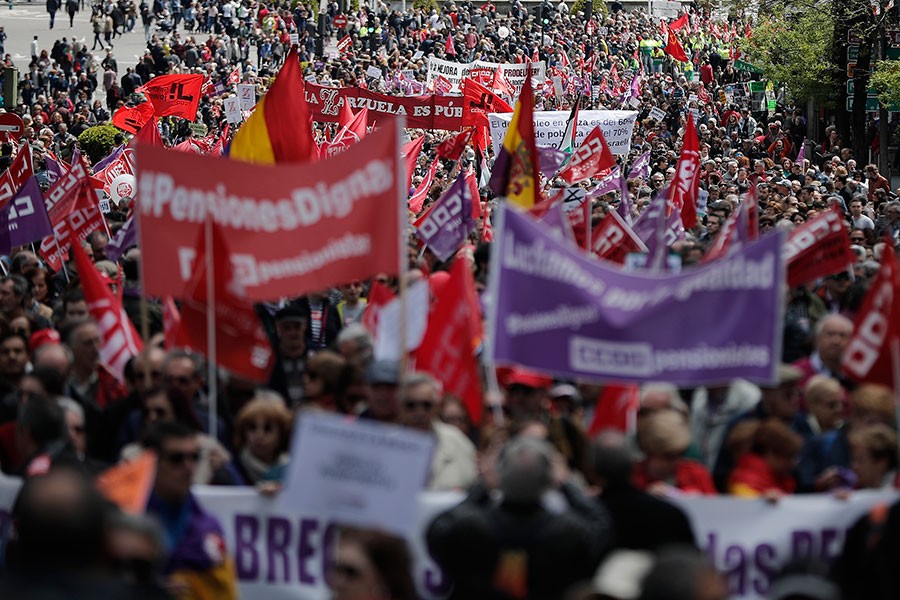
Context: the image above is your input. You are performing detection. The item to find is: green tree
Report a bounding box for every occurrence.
[738,8,835,106]
[77,124,120,165]
[870,59,900,108]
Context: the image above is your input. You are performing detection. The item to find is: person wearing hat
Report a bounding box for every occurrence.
[711,365,805,492]
[359,359,401,423]
[267,305,309,407]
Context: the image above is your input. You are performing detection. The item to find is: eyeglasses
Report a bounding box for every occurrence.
[850,237,866,243]
[403,399,435,412]
[163,451,200,465]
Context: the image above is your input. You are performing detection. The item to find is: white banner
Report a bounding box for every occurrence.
[488,110,638,157]
[237,83,257,112]
[0,472,894,600]
[426,57,546,93]
[223,96,243,124]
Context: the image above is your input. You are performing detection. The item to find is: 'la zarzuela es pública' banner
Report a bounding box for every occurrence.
[136,119,406,302]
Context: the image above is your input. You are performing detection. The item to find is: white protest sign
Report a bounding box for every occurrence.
[597,26,608,36]
[366,65,383,79]
[651,0,682,18]
[488,110,638,156]
[223,96,243,124]
[552,75,564,96]
[374,278,429,361]
[289,32,299,46]
[237,83,256,112]
[649,106,667,122]
[278,412,435,538]
[426,57,546,93]
[412,50,424,60]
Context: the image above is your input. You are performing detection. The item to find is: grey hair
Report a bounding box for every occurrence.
[56,397,84,421]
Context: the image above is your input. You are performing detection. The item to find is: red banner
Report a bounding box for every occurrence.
[435,128,473,161]
[94,148,135,195]
[784,207,855,287]
[39,160,106,271]
[138,74,204,121]
[669,114,700,229]
[304,83,464,130]
[842,240,900,387]
[0,143,34,207]
[137,120,404,301]
[591,210,647,264]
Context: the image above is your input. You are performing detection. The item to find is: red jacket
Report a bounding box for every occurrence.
[728,452,796,496]
[633,458,717,495]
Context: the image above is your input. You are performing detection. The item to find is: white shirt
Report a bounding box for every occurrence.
[852,214,875,230]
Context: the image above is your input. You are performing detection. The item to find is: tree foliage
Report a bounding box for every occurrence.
[738,8,835,105]
[571,0,608,20]
[77,125,120,165]
[870,59,900,108]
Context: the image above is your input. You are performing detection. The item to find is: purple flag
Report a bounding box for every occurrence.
[537,202,576,246]
[588,167,622,198]
[794,138,807,165]
[538,146,570,178]
[43,156,64,185]
[488,204,784,386]
[629,73,641,99]
[0,176,53,255]
[105,216,138,263]
[93,144,125,171]
[628,150,651,180]
[416,171,474,262]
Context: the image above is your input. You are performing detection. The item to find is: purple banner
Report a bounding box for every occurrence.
[537,202,575,245]
[537,146,569,178]
[0,176,53,255]
[105,216,137,263]
[415,171,474,262]
[628,150,651,180]
[93,144,125,171]
[488,205,784,385]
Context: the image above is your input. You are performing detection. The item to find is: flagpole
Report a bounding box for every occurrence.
[396,118,410,392]
[135,214,153,388]
[483,202,506,427]
[204,215,218,443]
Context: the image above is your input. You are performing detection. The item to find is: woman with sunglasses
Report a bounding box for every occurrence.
[227,397,292,487]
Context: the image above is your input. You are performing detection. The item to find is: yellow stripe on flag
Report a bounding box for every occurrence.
[230,97,276,164]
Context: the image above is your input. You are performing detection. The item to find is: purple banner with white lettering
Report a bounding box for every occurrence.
[0,176,53,255]
[488,205,784,385]
[415,172,474,262]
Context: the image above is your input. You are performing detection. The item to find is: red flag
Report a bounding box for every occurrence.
[39,161,107,272]
[112,102,155,134]
[785,207,856,287]
[137,74,205,121]
[434,75,453,96]
[402,135,426,192]
[130,116,164,147]
[409,158,439,214]
[211,124,230,156]
[338,101,355,131]
[162,296,182,349]
[744,181,759,240]
[557,126,616,183]
[669,13,689,31]
[70,241,143,382]
[0,142,34,207]
[588,384,639,436]
[361,279,396,334]
[337,35,353,54]
[227,66,241,85]
[491,68,515,98]
[435,128,474,161]
[842,238,900,387]
[669,114,701,229]
[415,258,483,424]
[462,78,513,125]
[591,210,647,264]
[445,33,457,56]
[323,107,368,158]
[465,168,482,219]
[175,221,274,381]
[664,30,689,62]
[700,205,747,264]
[482,203,493,242]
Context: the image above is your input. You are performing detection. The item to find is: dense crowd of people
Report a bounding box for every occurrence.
[1,0,900,599]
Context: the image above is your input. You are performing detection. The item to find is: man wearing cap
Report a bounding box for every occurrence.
[267,305,309,407]
[711,365,805,492]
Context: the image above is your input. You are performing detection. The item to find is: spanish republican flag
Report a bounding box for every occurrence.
[488,71,540,209]
[230,48,317,164]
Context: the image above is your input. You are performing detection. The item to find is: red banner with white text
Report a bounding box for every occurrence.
[137,121,404,301]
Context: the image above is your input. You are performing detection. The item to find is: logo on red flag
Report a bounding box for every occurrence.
[138,74,205,121]
[669,114,701,229]
[557,126,617,184]
[112,103,155,134]
[784,207,855,288]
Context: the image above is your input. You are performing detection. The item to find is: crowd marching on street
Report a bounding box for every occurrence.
[1,0,900,599]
